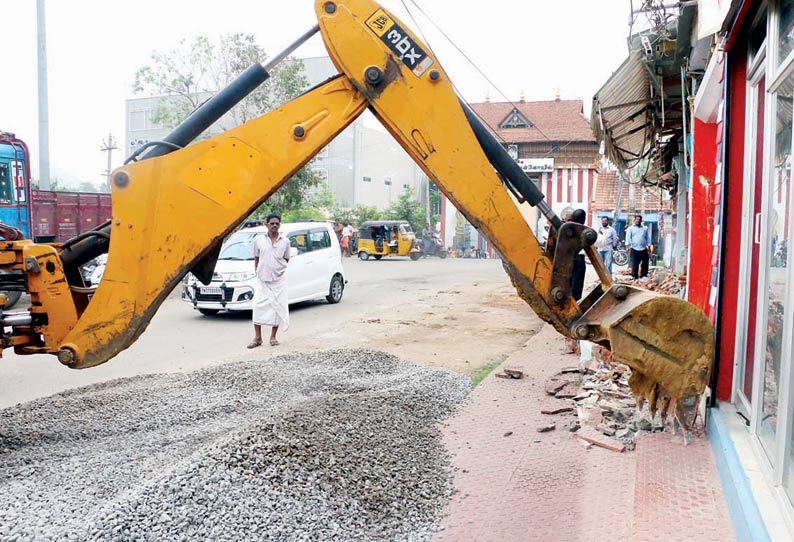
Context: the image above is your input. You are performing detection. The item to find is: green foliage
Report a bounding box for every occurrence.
[132,33,318,216]
[384,187,426,232]
[470,360,503,387]
[328,203,383,226]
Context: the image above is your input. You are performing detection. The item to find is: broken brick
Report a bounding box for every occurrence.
[541,406,574,415]
[503,368,524,379]
[544,379,567,395]
[554,383,579,399]
[574,426,626,452]
[536,423,556,433]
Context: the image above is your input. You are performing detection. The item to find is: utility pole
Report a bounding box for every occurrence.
[36,0,51,190]
[100,134,118,192]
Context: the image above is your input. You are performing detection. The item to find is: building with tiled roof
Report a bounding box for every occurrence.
[440,98,604,254]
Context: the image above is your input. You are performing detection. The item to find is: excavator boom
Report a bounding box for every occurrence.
[0,0,713,438]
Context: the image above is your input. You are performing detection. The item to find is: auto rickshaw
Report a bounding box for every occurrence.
[356,220,422,261]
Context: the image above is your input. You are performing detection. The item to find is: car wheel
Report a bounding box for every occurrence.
[373,254,383,260]
[358,251,369,261]
[1,290,22,309]
[410,251,422,261]
[198,308,220,316]
[326,274,344,304]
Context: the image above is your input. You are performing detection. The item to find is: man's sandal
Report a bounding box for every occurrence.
[270,338,280,346]
[247,339,262,349]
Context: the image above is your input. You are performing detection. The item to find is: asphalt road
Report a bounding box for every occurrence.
[0,257,525,409]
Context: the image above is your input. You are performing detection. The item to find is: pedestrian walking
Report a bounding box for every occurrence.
[598,216,618,273]
[341,220,355,257]
[333,219,344,248]
[248,213,290,348]
[626,214,652,279]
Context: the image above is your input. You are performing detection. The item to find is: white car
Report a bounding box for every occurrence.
[182,221,345,316]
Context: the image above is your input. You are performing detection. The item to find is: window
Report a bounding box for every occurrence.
[363,176,372,183]
[309,229,331,251]
[129,109,158,131]
[403,183,409,189]
[219,232,257,260]
[0,162,13,203]
[316,146,329,158]
[384,177,392,186]
[289,231,308,255]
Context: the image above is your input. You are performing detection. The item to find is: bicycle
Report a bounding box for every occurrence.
[585,242,629,267]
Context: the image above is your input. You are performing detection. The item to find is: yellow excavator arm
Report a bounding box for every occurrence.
[0,0,713,435]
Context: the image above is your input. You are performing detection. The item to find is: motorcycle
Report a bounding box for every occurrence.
[420,233,448,258]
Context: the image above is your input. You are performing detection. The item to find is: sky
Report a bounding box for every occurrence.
[0,0,633,187]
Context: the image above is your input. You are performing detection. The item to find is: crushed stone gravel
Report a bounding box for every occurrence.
[0,349,471,541]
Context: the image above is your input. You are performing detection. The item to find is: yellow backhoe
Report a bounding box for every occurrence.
[0,0,713,439]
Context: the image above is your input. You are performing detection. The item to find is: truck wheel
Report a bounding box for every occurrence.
[198,308,220,316]
[358,251,370,261]
[1,291,21,309]
[326,275,344,304]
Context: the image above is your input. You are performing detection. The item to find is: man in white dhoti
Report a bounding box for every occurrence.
[248,213,291,348]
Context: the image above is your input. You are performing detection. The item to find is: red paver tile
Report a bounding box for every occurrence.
[434,325,734,542]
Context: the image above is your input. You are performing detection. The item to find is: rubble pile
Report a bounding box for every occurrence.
[615,267,687,296]
[542,345,656,452]
[0,349,470,542]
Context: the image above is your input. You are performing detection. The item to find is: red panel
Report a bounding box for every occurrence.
[716,46,748,401]
[55,192,79,241]
[688,118,718,312]
[30,190,57,239]
[577,169,584,203]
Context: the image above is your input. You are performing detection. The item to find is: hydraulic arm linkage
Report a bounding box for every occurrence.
[0,0,712,439]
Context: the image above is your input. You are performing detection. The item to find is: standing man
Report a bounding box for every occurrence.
[598,216,618,273]
[626,214,652,279]
[341,220,355,257]
[333,219,344,252]
[248,213,290,348]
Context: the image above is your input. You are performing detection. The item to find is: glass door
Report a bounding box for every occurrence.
[737,72,767,417]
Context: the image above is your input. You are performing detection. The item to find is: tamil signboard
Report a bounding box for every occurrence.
[518,158,554,173]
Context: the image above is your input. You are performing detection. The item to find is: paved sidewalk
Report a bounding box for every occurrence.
[435,325,734,542]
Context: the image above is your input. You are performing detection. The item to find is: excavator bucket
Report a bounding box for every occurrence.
[570,283,714,441]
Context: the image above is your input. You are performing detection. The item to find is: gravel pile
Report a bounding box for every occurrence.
[0,349,470,541]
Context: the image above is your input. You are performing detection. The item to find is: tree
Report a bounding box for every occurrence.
[132,34,320,215]
[76,181,98,193]
[385,187,425,233]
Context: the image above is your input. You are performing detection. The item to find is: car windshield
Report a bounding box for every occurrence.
[218,233,257,260]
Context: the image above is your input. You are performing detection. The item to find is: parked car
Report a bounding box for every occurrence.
[182,221,346,316]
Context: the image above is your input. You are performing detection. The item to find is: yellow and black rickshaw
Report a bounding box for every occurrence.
[356,220,422,260]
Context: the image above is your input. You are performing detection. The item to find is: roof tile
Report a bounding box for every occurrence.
[469,100,595,143]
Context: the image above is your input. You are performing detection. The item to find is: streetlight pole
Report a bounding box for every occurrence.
[36,0,51,190]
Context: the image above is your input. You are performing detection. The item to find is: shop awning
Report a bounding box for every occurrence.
[591,50,655,172]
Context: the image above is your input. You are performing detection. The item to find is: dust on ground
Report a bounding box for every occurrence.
[275,280,545,377]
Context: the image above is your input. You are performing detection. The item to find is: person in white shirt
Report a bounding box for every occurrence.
[626,214,652,279]
[248,213,291,348]
[597,216,618,273]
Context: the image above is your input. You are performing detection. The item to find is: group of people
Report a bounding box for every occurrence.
[597,213,654,280]
[333,219,357,257]
[553,210,654,303]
